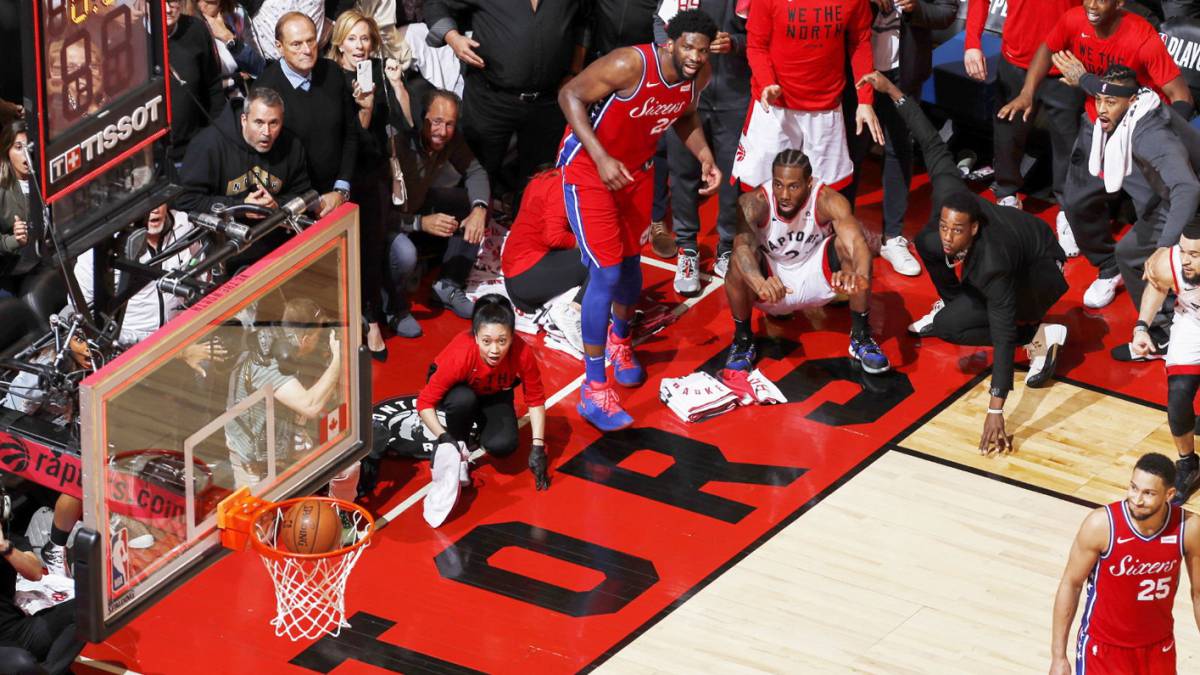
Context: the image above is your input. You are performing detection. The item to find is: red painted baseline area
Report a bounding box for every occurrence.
[79,171,1168,673]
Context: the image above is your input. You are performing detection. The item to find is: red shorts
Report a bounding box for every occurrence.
[1077,635,1176,675]
[561,159,651,268]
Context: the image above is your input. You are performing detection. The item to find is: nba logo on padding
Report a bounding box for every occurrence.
[110,527,130,594]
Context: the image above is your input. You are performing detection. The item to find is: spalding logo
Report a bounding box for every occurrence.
[0,436,30,473]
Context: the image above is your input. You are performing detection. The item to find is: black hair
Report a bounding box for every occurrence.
[942,190,984,227]
[1100,63,1139,90]
[471,294,515,334]
[425,88,462,113]
[1183,213,1200,240]
[667,8,719,41]
[1134,452,1177,489]
[246,86,285,112]
[0,119,27,190]
[772,149,812,178]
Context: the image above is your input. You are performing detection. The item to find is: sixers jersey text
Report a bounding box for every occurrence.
[558,44,696,172]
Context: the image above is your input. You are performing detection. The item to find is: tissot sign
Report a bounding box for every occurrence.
[47,93,166,187]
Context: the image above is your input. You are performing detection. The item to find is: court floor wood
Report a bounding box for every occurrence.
[599,451,1200,674]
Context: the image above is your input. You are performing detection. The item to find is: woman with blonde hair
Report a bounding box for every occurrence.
[328,9,394,358]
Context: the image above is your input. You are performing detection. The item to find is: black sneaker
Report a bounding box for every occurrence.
[1174,454,1200,505]
[1112,326,1168,362]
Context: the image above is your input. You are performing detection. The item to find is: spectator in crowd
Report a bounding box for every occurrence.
[654,0,752,291]
[0,120,33,299]
[1060,64,1200,362]
[329,9,391,360]
[732,0,883,192]
[73,205,197,347]
[501,166,587,353]
[0,516,83,675]
[845,0,957,278]
[999,0,1194,311]
[417,294,549,490]
[224,297,345,490]
[386,90,490,326]
[424,0,587,198]
[188,0,268,94]
[256,12,358,218]
[175,86,313,274]
[964,0,1080,257]
[861,72,1070,456]
[165,0,225,165]
[249,0,332,61]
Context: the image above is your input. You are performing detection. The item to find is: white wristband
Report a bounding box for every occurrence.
[987,408,1004,415]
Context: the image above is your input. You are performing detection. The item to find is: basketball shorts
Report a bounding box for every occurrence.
[755,238,837,315]
[1076,635,1176,675]
[731,105,854,191]
[562,159,652,269]
[1166,318,1200,374]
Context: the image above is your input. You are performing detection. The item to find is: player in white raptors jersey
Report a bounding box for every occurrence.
[721,149,890,384]
[1133,227,1200,503]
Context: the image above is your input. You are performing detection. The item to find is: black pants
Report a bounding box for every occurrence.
[460,77,566,197]
[352,167,390,324]
[1064,118,1121,278]
[440,384,519,457]
[666,105,744,252]
[993,58,1083,203]
[844,68,914,240]
[915,228,1066,345]
[652,136,670,223]
[0,601,84,675]
[504,249,589,314]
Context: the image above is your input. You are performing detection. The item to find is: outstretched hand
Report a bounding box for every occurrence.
[529,443,550,491]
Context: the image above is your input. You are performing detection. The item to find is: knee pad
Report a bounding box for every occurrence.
[1167,374,1200,437]
[582,262,623,346]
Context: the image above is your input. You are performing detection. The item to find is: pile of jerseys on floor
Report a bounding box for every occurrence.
[658,369,786,423]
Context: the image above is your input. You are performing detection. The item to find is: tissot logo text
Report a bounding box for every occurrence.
[49,94,164,184]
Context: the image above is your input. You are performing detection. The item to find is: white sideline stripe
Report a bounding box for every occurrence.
[76,655,142,674]
[376,267,725,528]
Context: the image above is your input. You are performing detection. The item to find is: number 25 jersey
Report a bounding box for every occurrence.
[1081,501,1185,648]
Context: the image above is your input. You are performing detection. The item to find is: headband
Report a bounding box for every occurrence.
[1079,73,1137,98]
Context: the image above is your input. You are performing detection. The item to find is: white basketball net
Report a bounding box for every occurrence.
[253,504,371,641]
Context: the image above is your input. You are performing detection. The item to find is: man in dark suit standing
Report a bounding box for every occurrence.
[844,0,957,278]
[255,12,358,218]
[861,71,1069,455]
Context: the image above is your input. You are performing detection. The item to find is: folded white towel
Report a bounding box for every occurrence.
[1088,88,1160,193]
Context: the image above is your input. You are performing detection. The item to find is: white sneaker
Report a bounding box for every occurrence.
[1024,323,1067,388]
[713,251,731,279]
[459,446,471,487]
[1083,275,1123,309]
[908,299,944,336]
[880,236,921,276]
[40,542,68,577]
[997,195,1023,209]
[548,300,584,354]
[1056,211,1079,258]
[674,249,701,295]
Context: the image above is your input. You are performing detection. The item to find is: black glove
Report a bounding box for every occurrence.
[529,443,550,491]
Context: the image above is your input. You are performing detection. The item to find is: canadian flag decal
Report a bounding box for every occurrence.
[320,403,349,443]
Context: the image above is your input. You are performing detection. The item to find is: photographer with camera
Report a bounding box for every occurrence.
[223,297,344,490]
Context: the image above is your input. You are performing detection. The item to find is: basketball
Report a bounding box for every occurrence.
[277,499,341,554]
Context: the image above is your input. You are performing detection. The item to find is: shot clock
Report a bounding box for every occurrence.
[21,0,176,256]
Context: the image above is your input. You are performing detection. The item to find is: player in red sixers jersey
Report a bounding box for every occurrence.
[557,9,721,431]
[1050,453,1200,675]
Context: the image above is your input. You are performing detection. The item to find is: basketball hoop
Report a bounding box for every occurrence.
[217,488,375,641]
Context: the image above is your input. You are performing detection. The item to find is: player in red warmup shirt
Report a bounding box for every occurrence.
[1050,453,1200,675]
[557,9,721,432]
[732,0,882,192]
